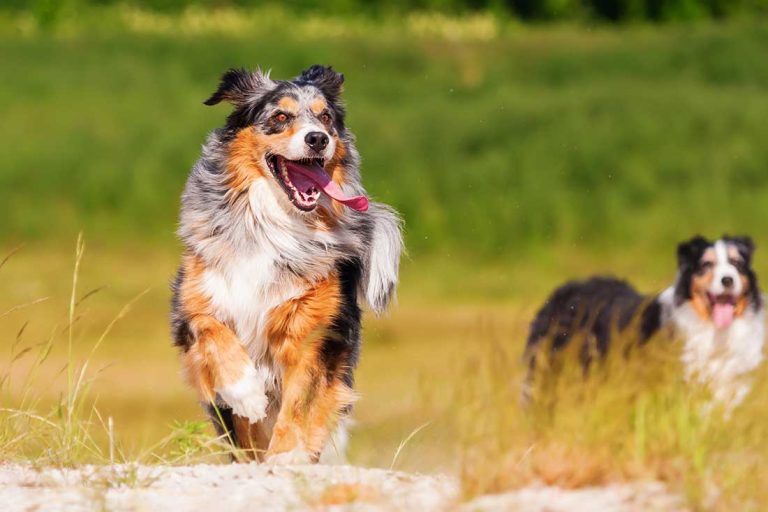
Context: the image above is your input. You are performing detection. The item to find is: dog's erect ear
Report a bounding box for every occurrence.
[676,235,710,269]
[296,65,345,101]
[204,68,275,107]
[726,235,756,262]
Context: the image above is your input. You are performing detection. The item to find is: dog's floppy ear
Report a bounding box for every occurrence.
[676,235,710,269]
[726,235,756,262]
[296,65,345,102]
[360,203,404,314]
[725,235,762,310]
[674,235,711,306]
[204,68,275,107]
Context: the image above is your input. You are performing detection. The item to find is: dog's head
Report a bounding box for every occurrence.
[205,65,368,213]
[675,235,761,329]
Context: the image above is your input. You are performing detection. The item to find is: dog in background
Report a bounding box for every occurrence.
[524,235,764,407]
[171,65,403,463]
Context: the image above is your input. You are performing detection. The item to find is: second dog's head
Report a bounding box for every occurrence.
[204,65,368,214]
[675,235,761,329]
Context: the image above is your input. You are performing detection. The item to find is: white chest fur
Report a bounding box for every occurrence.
[192,178,353,405]
[672,304,765,405]
[201,253,307,362]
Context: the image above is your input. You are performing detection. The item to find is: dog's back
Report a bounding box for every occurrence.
[525,276,662,370]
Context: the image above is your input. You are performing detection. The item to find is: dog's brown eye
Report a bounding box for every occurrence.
[274,112,289,123]
[319,112,332,124]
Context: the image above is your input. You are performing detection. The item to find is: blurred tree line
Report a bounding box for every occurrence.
[4,0,767,22]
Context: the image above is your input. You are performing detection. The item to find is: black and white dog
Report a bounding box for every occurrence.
[525,236,764,407]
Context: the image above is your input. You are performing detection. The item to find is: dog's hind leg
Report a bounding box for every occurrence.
[204,402,236,442]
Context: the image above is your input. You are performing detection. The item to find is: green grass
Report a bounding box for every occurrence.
[2,9,768,258]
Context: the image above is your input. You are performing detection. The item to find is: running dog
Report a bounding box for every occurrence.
[171,65,403,463]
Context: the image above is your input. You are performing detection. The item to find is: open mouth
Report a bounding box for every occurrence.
[267,155,323,211]
[266,154,369,213]
[707,293,737,329]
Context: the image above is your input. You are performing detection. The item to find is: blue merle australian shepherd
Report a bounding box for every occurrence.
[525,236,764,408]
[170,65,403,463]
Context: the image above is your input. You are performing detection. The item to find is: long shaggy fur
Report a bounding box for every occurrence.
[170,65,403,463]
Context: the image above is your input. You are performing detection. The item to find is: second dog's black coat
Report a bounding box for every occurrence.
[525,276,663,368]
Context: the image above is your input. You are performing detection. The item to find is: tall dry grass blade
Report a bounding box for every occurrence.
[71,288,150,404]
[76,286,106,307]
[390,422,430,470]
[0,297,49,320]
[65,233,86,448]
[0,244,24,271]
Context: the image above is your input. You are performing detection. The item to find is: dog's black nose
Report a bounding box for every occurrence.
[305,131,329,152]
[722,276,734,288]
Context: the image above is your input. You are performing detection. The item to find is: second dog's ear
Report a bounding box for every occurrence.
[727,235,756,262]
[204,68,275,107]
[296,65,345,102]
[674,235,711,306]
[676,235,710,269]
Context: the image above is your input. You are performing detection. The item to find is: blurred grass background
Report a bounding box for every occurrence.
[2,2,768,506]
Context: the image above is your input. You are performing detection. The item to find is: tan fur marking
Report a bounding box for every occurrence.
[735,295,749,317]
[689,254,715,321]
[278,96,299,112]
[266,274,341,366]
[310,97,328,114]
[226,128,268,193]
[690,293,711,322]
[264,274,354,458]
[312,206,339,231]
[269,380,356,459]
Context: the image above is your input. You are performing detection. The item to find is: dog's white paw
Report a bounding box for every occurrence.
[265,448,313,466]
[216,366,268,423]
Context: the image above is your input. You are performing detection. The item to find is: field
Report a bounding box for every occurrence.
[2,7,768,510]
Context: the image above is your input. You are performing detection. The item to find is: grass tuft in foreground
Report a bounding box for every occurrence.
[0,239,234,467]
[457,328,768,510]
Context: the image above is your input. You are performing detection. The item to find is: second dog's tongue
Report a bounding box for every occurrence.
[285,160,369,212]
[713,302,735,329]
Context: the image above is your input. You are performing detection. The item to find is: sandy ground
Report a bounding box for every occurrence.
[0,462,686,511]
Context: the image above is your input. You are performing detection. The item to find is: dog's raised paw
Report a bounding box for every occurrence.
[216,367,269,423]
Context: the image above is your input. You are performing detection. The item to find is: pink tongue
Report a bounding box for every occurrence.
[713,302,735,329]
[284,160,369,212]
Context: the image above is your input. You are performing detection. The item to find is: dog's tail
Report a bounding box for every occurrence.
[360,202,404,314]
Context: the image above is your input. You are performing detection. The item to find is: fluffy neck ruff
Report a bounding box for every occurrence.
[178,132,364,281]
[668,292,765,405]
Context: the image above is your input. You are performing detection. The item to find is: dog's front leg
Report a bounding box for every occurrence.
[181,314,269,427]
[264,275,356,464]
[265,353,355,464]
